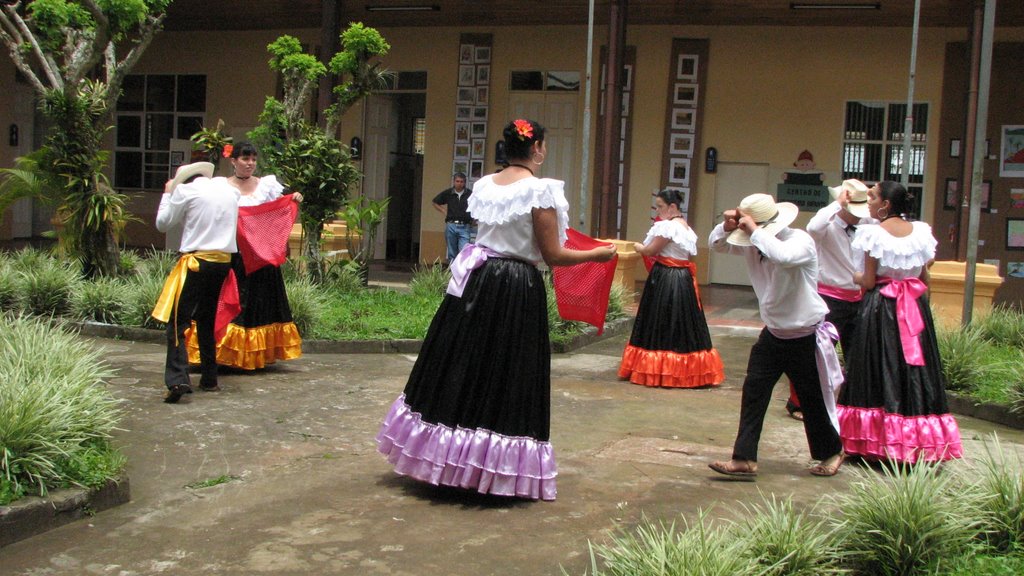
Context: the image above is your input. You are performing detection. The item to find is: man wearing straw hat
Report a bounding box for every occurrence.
[784,179,874,421]
[707,193,845,478]
[153,162,240,404]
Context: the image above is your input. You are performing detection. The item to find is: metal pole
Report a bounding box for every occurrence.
[579,0,595,231]
[900,0,921,187]
[962,0,997,326]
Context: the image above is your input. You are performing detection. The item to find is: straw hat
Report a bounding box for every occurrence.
[726,193,799,246]
[168,162,214,193]
[828,178,871,219]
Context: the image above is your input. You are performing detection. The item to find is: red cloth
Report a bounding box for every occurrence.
[553,228,618,335]
[214,270,240,342]
[236,194,300,275]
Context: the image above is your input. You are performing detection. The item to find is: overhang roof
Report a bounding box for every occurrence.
[164,1,1024,32]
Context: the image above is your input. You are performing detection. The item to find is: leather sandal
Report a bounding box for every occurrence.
[809,452,845,477]
[708,460,758,479]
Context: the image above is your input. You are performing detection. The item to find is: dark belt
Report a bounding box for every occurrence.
[447,220,473,225]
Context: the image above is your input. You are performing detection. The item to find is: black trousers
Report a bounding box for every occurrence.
[164,259,231,390]
[733,328,843,462]
[821,294,861,355]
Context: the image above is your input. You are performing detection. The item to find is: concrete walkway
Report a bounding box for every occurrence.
[3,286,1024,575]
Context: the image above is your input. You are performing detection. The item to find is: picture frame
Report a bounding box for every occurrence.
[472,106,488,120]
[459,64,476,86]
[476,65,490,85]
[456,106,472,121]
[669,133,695,157]
[673,83,699,107]
[457,87,476,104]
[671,108,696,131]
[949,138,961,158]
[668,157,691,186]
[677,54,698,81]
[170,151,184,166]
[1000,125,1024,178]
[476,86,489,105]
[453,159,469,177]
[471,122,487,138]
[471,138,486,159]
[474,46,491,63]
[459,44,474,64]
[1007,218,1024,250]
[944,178,959,210]
[1008,261,1024,278]
[455,122,470,143]
[469,159,484,180]
[454,143,470,159]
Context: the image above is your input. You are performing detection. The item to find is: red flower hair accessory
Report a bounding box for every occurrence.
[222,144,234,158]
[513,119,533,141]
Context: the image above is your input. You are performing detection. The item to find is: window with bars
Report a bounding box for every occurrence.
[842,101,928,218]
[114,74,206,190]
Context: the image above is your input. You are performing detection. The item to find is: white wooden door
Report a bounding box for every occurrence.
[508,93,581,226]
[708,162,770,286]
[363,94,398,259]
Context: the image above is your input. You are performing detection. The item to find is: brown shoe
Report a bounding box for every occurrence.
[164,383,193,404]
[709,459,758,479]
[809,452,845,477]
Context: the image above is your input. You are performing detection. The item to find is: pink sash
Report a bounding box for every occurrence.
[817,282,862,302]
[877,276,928,366]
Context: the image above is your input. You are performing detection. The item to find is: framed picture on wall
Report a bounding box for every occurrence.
[944,178,959,210]
[460,44,474,64]
[472,106,488,120]
[671,108,696,131]
[469,159,484,180]
[677,54,698,80]
[476,86,489,105]
[476,65,490,85]
[459,64,476,86]
[471,138,486,158]
[669,133,695,157]
[673,83,698,106]
[1008,262,1024,278]
[474,46,491,63]
[456,106,472,120]
[457,87,476,104]
[455,122,470,143]
[454,143,470,160]
[1000,125,1024,177]
[668,157,691,186]
[453,159,469,176]
[471,122,487,138]
[1007,218,1024,250]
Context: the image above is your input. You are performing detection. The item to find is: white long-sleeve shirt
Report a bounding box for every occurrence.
[806,201,874,292]
[709,223,828,330]
[156,177,240,253]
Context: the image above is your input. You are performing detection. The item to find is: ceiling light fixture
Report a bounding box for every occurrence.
[790,2,881,9]
[365,4,440,11]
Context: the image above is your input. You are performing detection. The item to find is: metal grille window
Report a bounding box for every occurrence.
[114,74,206,189]
[842,101,928,218]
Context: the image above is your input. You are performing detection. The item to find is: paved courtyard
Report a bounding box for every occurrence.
[3,285,1024,575]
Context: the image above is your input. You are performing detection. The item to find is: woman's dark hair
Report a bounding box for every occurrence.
[502,119,545,161]
[656,188,684,210]
[230,141,258,159]
[877,180,915,218]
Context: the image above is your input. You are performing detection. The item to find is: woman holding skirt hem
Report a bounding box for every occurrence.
[618,188,724,388]
[376,119,616,500]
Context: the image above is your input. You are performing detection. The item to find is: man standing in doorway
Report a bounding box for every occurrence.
[432,172,474,263]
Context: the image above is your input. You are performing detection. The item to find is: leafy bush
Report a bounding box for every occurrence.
[18,259,80,316]
[284,277,326,336]
[122,274,167,330]
[408,262,449,299]
[831,460,982,575]
[0,259,18,312]
[939,324,996,393]
[961,435,1024,552]
[135,248,180,281]
[730,494,844,575]
[582,511,762,576]
[0,315,123,499]
[72,276,130,324]
[974,307,1024,348]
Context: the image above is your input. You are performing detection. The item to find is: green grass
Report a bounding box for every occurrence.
[313,287,437,340]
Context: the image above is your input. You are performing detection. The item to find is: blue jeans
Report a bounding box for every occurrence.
[445,222,474,262]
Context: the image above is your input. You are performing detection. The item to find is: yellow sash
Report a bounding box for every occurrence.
[151,251,232,325]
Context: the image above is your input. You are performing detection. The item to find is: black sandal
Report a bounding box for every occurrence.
[164,383,193,404]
